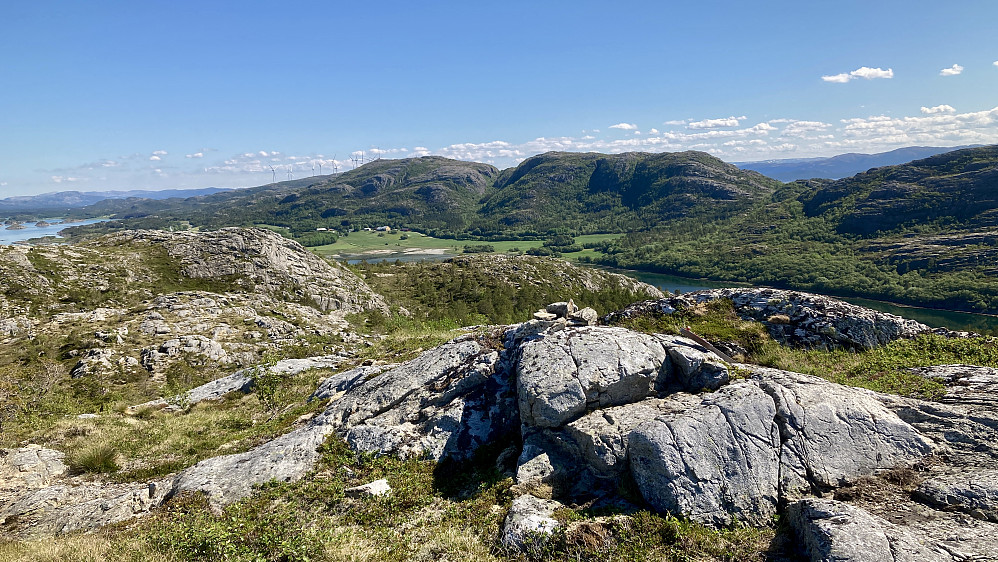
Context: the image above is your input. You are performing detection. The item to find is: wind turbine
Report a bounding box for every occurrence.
[318,161,322,175]
[287,165,293,180]
[269,165,276,183]
[311,163,316,176]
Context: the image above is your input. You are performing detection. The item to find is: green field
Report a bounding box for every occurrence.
[310,231,622,262]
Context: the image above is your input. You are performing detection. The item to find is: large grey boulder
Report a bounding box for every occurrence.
[788,499,949,562]
[514,326,728,429]
[629,383,782,526]
[629,368,934,526]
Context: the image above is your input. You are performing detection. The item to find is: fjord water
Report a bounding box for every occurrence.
[0,219,106,245]
[621,270,998,335]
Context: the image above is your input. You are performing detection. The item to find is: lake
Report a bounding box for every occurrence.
[0,218,107,245]
[619,270,998,335]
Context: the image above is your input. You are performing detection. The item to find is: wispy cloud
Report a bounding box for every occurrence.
[152,150,168,156]
[149,155,161,161]
[822,66,894,83]
[994,60,998,68]
[940,64,963,76]
[609,122,638,130]
[920,104,956,114]
[662,119,687,126]
[186,152,204,158]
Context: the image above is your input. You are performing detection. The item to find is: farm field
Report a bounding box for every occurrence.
[310,231,623,263]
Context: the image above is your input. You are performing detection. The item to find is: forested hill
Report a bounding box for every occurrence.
[65,157,500,238]
[60,151,778,240]
[797,145,998,236]
[469,151,779,236]
[594,145,998,313]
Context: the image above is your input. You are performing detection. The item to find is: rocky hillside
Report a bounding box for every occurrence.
[799,145,998,236]
[3,285,997,561]
[473,151,780,235]
[63,157,500,238]
[0,228,386,425]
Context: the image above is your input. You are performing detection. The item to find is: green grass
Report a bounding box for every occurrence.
[1,433,786,562]
[67,442,121,474]
[310,231,623,263]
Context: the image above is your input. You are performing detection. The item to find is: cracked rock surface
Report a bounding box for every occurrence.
[4,313,997,560]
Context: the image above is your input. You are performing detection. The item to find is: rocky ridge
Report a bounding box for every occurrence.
[0,228,386,388]
[607,287,955,350]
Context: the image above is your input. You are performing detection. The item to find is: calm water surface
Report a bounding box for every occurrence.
[0,218,107,245]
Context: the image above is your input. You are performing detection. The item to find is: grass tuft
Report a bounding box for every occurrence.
[68,442,121,474]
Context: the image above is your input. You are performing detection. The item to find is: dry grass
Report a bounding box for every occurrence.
[0,533,172,562]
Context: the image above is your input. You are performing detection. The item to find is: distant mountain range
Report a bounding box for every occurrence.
[736,146,981,182]
[0,187,233,212]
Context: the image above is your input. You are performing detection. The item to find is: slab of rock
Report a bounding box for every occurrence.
[753,367,936,497]
[168,411,338,508]
[876,392,998,467]
[1,475,173,536]
[501,494,563,553]
[788,498,949,562]
[915,470,998,522]
[630,382,782,526]
[629,368,934,526]
[345,479,391,497]
[0,446,67,489]
[908,364,998,411]
[515,326,670,428]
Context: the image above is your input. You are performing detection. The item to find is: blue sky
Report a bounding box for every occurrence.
[2,0,997,196]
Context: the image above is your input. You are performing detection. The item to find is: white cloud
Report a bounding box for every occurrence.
[649,128,660,134]
[823,66,894,83]
[662,119,687,126]
[940,64,963,76]
[186,152,204,158]
[152,150,167,156]
[994,60,998,68]
[821,73,852,83]
[609,122,638,130]
[149,155,161,161]
[0,182,7,186]
[688,116,741,129]
[851,66,894,80]
[920,104,956,114]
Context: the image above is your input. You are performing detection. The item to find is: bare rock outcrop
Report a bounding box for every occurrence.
[101,227,387,314]
[608,288,933,350]
[6,297,997,559]
[788,499,950,562]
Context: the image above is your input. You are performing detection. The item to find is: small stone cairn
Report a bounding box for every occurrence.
[532,299,599,326]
